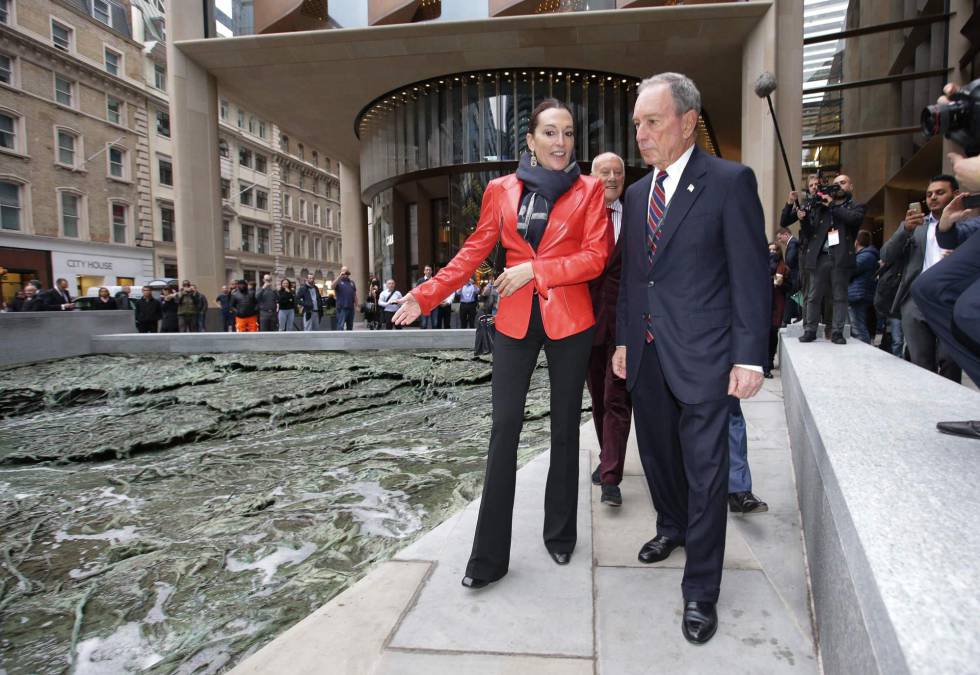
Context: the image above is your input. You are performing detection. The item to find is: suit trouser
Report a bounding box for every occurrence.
[467,299,593,581]
[631,340,730,603]
[460,302,478,328]
[259,314,278,332]
[902,302,962,382]
[586,341,632,486]
[912,231,980,386]
[804,254,849,333]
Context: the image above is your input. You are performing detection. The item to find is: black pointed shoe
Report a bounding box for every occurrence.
[937,420,980,440]
[601,484,622,507]
[798,331,817,343]
[831,332,847,345]
[638,535,681,564]
[461,576,491,589]
[728,491,769,514]
[682,601,718,644]
[549,551,571,565]
[591,467,601,485]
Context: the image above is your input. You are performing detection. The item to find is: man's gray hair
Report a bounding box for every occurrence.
[590,152,625,173]
[638,72,701,116]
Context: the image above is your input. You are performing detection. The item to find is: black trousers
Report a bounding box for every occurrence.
[913,230,980,385]
[804,254,849,333]
[467,299,593,581]
[460,301,478,328]
[136,321,158,334]
[632,340,730,603]
[259,314,278,332]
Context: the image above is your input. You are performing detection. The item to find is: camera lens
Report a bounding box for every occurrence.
[921,100,969,138]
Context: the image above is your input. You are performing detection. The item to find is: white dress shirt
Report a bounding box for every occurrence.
[644,143,762,374]
[923,214,943,272]
[608,198,623,243]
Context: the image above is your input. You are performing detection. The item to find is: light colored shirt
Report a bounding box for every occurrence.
[459,283,479,303]
[643,143,762,373]
[608,198,623,243]
[379,289,402,312]
[923,214,942,272]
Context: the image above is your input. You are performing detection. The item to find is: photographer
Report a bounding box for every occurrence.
[880,175,961,381]
[911,79,980,439]
[797,174,867,344]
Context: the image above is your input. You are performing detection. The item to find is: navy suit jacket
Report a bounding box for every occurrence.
[936,216,980,249]
[615,145,770,404]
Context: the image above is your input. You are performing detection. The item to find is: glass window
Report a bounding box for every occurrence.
[0,113,15,150]
[0,1,8,25]
[106,96,122,125]
[284,230,292,256]
[156,110,170,137]
[258,121,266,138]
[254,154,266,173]
[241,223,253,251]
[283,193,291,218]
[154,63,165,90]
[239,147,252,167]
[55,75,73,106]
[312,150,318,166]
[92,0,111,25]
[256,189,267,210]
[220,178,229,199]
[104,48,119,75]
[52,21,72,52]
[240,184,252,206]
[223,220,230,249]
[112,203,127,243]
[158,158,172,186]
[313,203,320,225]
[161,205,174,241]
[0,54,12,85]
[280,134,288,152]
[299,198,307,222]
[257,227,269,254]
[293,231,300,257]
[61,193,80,237]
[218,140,229,158]
[248,116,256,134]
[298,143,304,160]
[314,238,321,259]
[300,234,307,258]
[237,110,244,128]
[108,146,125,178]
[219,99,228,119]
[57,130,76,166]
[0,180,19,230]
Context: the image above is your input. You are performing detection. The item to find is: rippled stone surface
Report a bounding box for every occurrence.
[0,351,577,674]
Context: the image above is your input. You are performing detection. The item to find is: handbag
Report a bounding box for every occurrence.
[474,216,504,356]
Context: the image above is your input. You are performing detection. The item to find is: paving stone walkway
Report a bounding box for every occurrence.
[231,377,817,674]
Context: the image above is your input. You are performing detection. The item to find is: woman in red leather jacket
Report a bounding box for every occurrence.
[394,99,610,588]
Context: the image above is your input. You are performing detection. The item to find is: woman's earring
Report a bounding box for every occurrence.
[530,152,537,167]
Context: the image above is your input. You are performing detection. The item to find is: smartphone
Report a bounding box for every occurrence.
[908,201,923,214]
[963,194,980,209]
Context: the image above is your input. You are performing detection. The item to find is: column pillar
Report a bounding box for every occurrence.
[166,5,224,299]
[741,0,803,238]
[340,162,369,293]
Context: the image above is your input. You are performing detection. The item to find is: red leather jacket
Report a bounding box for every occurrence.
[412,173,609,340]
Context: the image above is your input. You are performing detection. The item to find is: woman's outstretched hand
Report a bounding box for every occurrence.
[496,262,534,297]
[392,292,421,325]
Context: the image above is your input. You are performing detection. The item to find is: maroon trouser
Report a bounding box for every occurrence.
[586,341,632,486]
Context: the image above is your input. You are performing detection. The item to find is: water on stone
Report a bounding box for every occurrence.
[0,351,584,673]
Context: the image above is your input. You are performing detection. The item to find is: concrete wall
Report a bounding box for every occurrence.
[1,311,135,367]
[780,335,980,675]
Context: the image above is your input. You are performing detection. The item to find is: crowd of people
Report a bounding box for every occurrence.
[765,168,979,395]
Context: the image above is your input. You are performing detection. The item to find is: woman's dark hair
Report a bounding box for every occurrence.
[98,287,110,296]
[280,278,291,289]
[528,98,573,135]
[770,242,784,263]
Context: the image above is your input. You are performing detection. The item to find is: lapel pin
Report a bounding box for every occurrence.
[687,183,695,192]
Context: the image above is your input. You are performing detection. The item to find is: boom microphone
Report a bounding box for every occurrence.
[753,71,778,99]
[753,71,797,197]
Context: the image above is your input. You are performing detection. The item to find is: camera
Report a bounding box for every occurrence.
[802,183,845,210]
[921,77,980,157]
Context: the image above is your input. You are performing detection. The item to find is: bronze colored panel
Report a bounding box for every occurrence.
[255,0,330,34]
[369,0,419,26]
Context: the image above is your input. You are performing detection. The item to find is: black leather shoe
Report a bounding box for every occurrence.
[728,491,769,514]
[601,484,622,507]
[638,535,681,564]
[461,576,491,589]
[798,331,817,343]
[591,467,601,485]
[763,368,773,379]
[682,601,718,644]
[549,551,571,565]
[937,420,980,440]
[831,332,847,344]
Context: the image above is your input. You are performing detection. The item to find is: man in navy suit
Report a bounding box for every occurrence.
[612,73,770,644]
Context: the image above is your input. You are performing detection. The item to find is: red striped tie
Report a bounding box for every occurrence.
[645,171,668,343]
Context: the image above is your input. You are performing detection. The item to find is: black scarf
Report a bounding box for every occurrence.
[516,151,580,251]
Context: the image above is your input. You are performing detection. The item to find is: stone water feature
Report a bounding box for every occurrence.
[0,351,576,673]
